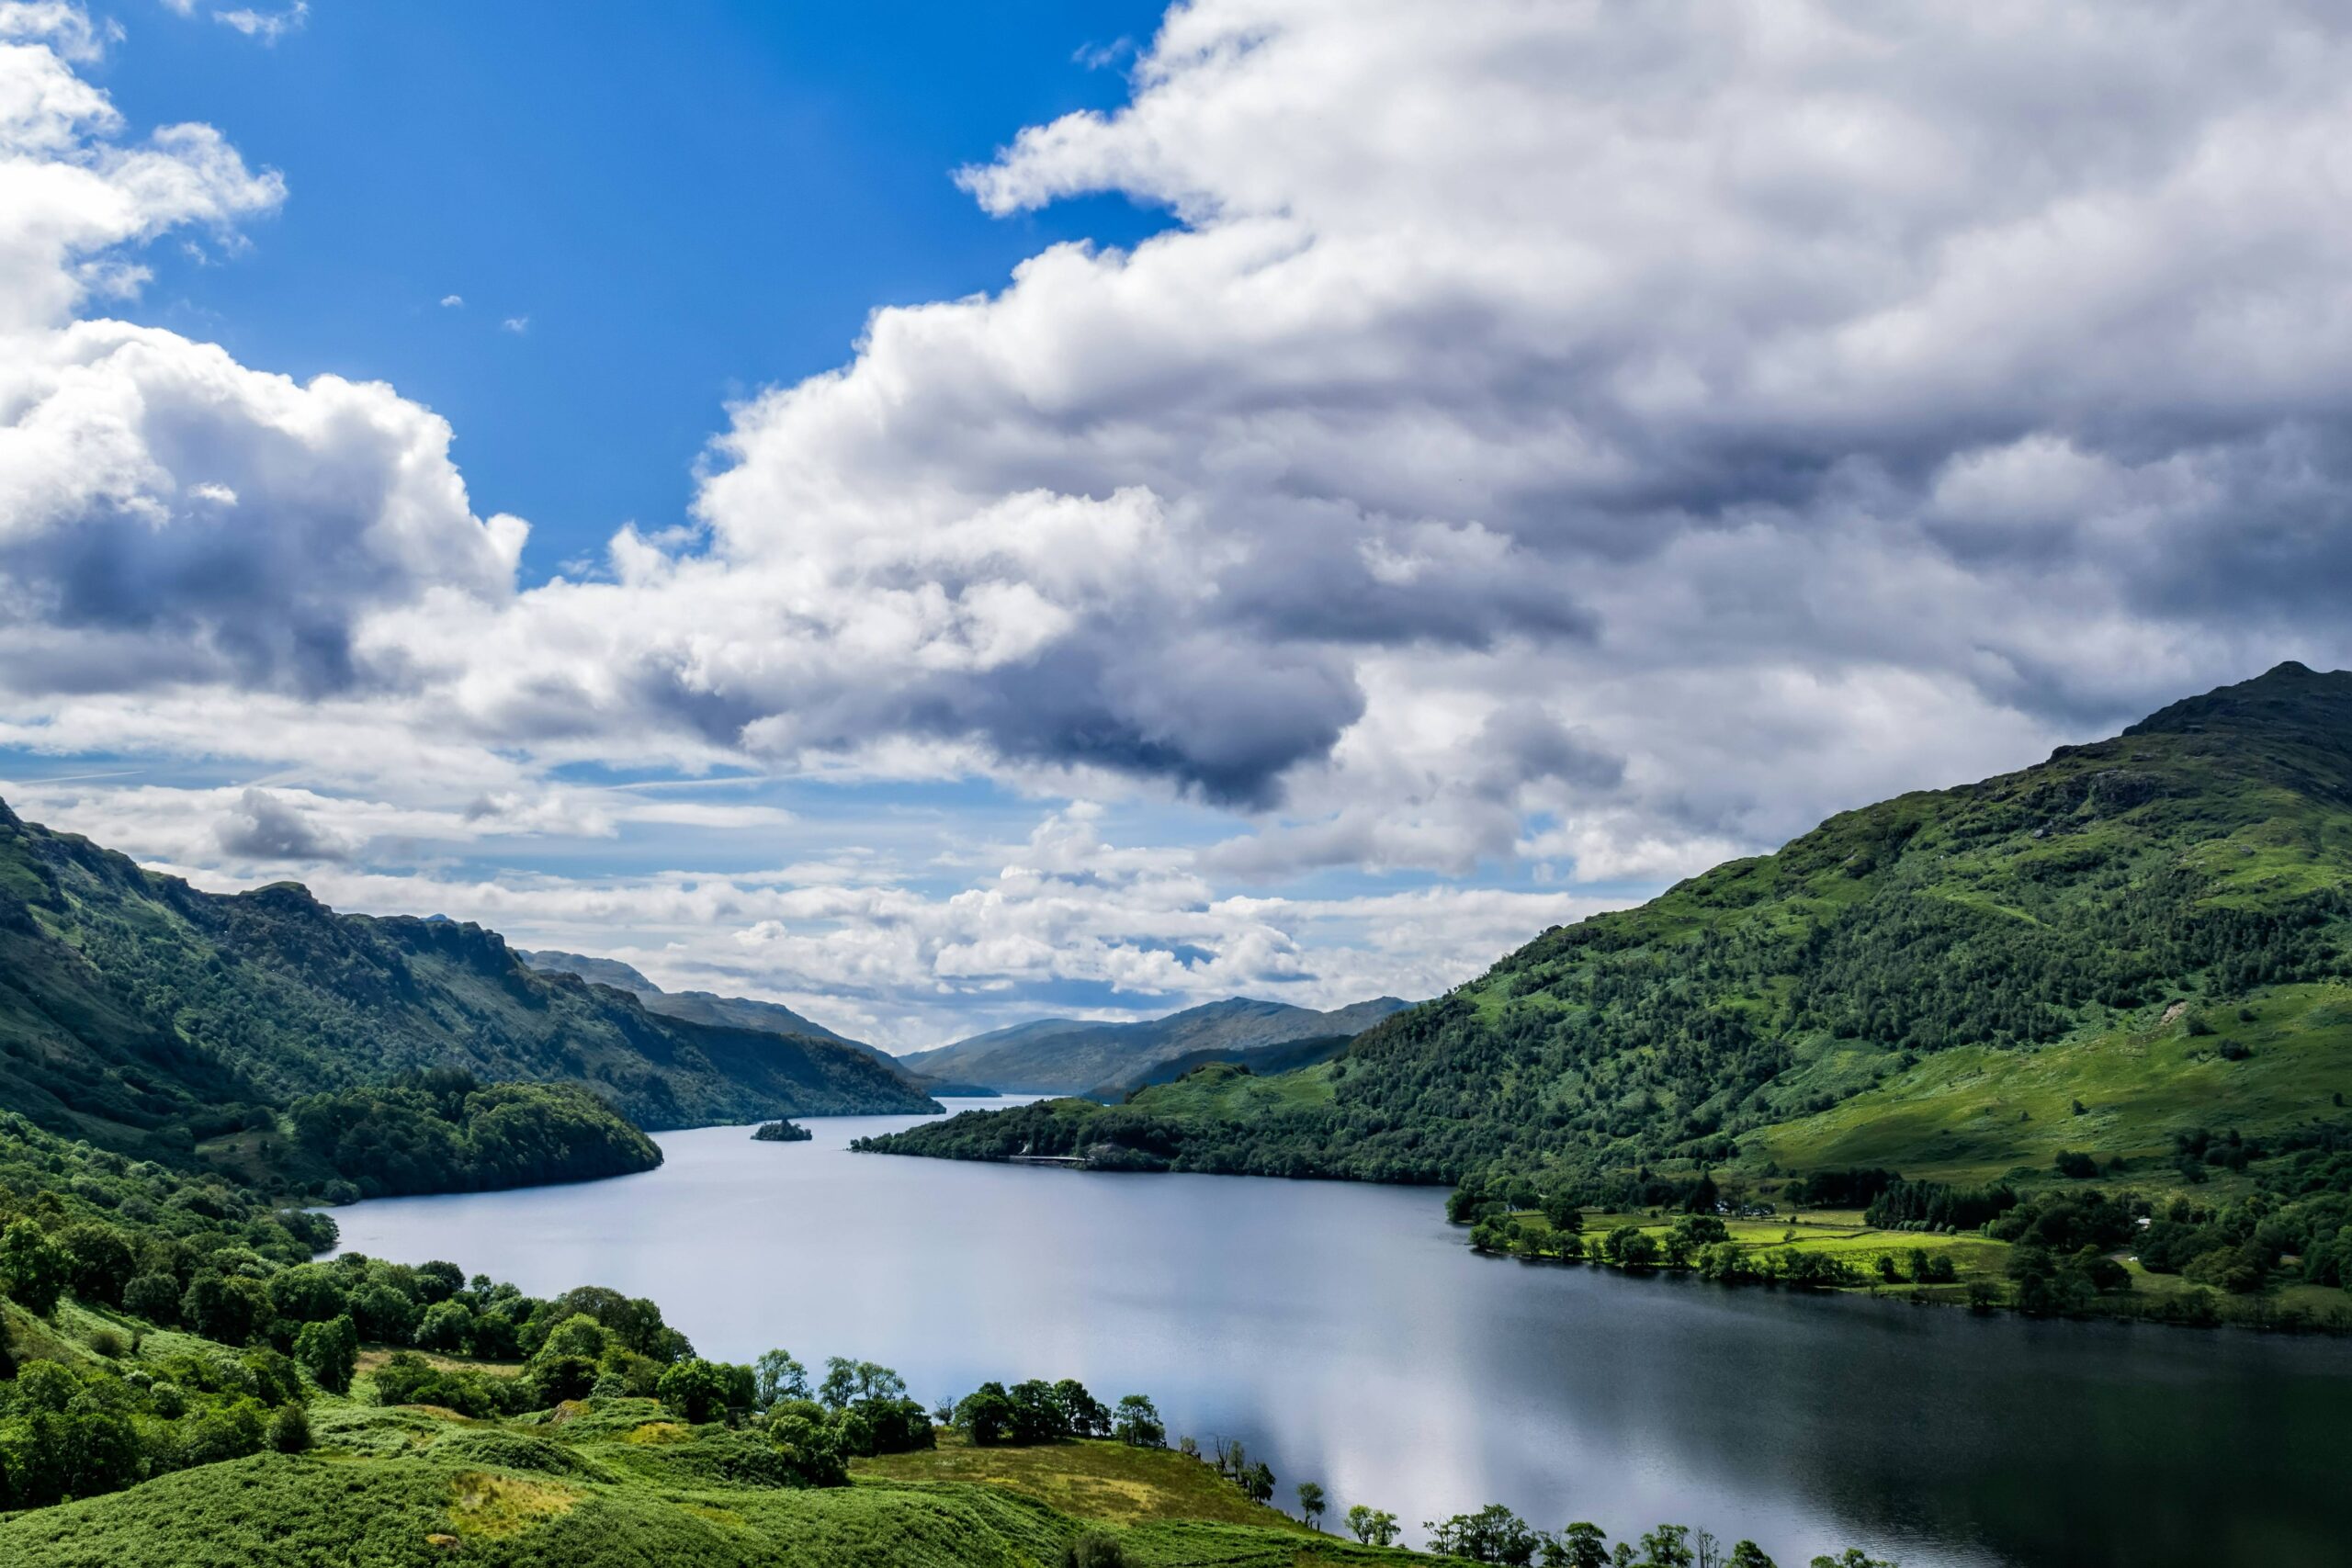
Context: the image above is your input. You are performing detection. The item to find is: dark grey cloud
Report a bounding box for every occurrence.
[214,788,353,862]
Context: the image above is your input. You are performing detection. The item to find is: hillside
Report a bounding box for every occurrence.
[519,950,868,1055]
[1090,1032,1356,1100]
[898,996,1410,1096]
[867,664,2352,1194]
[0,801,936,1157]
[519,950,999,1096]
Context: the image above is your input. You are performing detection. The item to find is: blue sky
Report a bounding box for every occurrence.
[100,1,1171,574]
[5,2,2348,1047]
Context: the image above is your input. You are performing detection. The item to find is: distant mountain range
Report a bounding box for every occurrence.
[517,951,1413,1101]
[0,803,936,1156]
[896,995,1413,1097]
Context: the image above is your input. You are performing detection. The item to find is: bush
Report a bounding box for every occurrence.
[1063,1531,1126,1568]
[268,1402,312,1453]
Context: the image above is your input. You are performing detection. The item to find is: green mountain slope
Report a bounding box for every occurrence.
[868,663,2352,1190]
[0,802,936,1156]
[518,950,868,1055]
[1088,1032,1356,1100]
[517,949,1000,1096]
[898,996,1410,1096]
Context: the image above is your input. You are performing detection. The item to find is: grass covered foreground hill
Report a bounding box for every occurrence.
[0,799,935,1157]
[866,663,2352,1196]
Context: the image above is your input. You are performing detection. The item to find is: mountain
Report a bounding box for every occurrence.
[894,996,1413,1096]
[519,949,873,1055]
[866,663,2352,1191]
[0,799,937,1157]
[1088,1032,1358,1100]
[515,950,999,1094]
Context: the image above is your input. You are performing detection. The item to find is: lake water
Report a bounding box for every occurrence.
[332,1102,2350,1567]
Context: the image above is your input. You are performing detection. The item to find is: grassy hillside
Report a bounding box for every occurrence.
[0,1409,1413,1568]
[1091,1033,1356,1100]
[865,668,2352,1323]
[899,998,1410,1097]
[0,802,935,1156]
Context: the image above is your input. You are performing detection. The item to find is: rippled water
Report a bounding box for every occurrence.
[332,1102,2351,1567]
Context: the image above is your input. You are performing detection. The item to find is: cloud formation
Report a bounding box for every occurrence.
[430,0,2352,861]
[10,2,2352,1035]
[0,12,525,698]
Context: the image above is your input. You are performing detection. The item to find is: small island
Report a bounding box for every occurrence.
[753,1119,813,1142]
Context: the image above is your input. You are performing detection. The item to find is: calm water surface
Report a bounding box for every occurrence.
[333,1102,2349,1567]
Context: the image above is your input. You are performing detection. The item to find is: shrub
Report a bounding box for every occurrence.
[1063,1531,1126,1568]
[268,1402,312,1453]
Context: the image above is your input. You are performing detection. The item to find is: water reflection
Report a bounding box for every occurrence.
[332,1103,2352,1568]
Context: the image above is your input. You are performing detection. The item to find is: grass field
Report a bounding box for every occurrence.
[855,1431,1313,1530]
[0,1395,1419,1568]
[1517,1209,2003,1288]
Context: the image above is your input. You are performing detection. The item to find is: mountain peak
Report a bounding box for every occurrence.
[2121,660,2352,746]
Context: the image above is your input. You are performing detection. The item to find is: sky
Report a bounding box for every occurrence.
[4,0,2351,1050]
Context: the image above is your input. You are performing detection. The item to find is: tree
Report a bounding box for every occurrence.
[414,1299,474,1352]
[1727,1543,1778,1568]
[123,1271,181,1324]
[0,1221,68,1315]
[820,1357,907,1410]
[656,1358,735,1424]
[1808,1553,1894,1568]
[1113,1393,1164,1447]
[1639,1524,1695,1568]
[1054,1378,1111,1437]
[1296,1480,1327,1529]
[182,1271,272,1344]
[955,1382,1017,1446]
[1241,1460,1276,1505]
[1550,1522,1611,1568]
[295,1314,359,1393]
[755,1349,809,1409]
[55,1222,136,1308]
[1007,1379,1068,1442]
[348,1280,417,1344]
[1348,1505,1401,1546]
[1425,1503,1541,1562]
